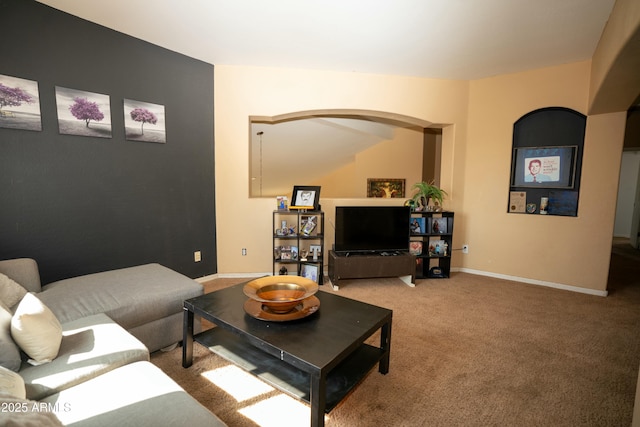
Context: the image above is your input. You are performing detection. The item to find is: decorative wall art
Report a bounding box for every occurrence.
[290,185,321,210]
[55,86,112,138]
[124,99,166,143]
[0,74,42,131]
[367,178,405,198]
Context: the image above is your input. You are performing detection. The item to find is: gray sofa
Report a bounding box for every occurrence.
[1,258,203,353]
[0,258,226,426]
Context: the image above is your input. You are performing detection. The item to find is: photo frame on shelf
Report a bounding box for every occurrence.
[511,146,577,188]
[290,185,321,210]
[301,215,318,236]
[409,241,422,255]
[410,217,425,234]
[366,178,405,198]
[301,264,319,283]
[548,190,579,217]
[431,218,448,234]
[428,240,446,256]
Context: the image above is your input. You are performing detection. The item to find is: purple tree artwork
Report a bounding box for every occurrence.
[130,108,157,135]
[55,86,112,138]
[124,99,166,143]
[69,97,105,128]
[0,74,42,131]
[0,83,33,112]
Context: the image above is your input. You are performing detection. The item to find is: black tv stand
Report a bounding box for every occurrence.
[328,250,415,291]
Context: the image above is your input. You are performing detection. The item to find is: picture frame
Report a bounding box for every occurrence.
[409,241,422,255]
[410,217,425,234]
[290,185,321,210]
[0,74,42,132]
[367,178,405,198]
[301,264,319,283]
[511,146,578,188]
[431,218,448,234]
[548,190,579,217]
[428,240,446,256]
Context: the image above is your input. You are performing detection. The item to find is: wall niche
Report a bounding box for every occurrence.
[508,107,586,216]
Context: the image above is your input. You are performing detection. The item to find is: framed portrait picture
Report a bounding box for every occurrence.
[290,185,321,210]
[511,146,577,188]
[367,178,405,198]
[410,217,425,234]
[431,218,448,234]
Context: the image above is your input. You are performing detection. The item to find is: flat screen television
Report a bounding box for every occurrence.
[334,206,410,254]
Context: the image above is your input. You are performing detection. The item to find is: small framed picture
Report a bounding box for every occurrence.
[301,215,318,236]
[431,218,447,234]
[290,186,321,210]
[410,218,425,234]
[366,178,405,198]
[301,264,319,282]
[409,241,422,255]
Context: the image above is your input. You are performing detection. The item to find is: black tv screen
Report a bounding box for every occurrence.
[334,206,410,254]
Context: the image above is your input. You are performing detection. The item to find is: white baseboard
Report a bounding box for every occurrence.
[452,267,608,297]
[200,269,608,297]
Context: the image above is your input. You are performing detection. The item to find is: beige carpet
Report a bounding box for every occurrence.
[152,255,640,426]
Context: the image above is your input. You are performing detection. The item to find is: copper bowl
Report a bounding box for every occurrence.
[243,276,319,314]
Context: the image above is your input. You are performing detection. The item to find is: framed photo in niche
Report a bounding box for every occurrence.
[290,186,320,210]
[367,178,405,198]
[511,146,577,188]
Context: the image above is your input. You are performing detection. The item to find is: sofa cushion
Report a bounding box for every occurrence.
[0,301,21,371]
[0,258,42,294]
[20,313,149,401]
[0,365,26,399]
[38,263,204,330]
[0,271,28,309]
[11,293,63,365]
[41,361,226,427]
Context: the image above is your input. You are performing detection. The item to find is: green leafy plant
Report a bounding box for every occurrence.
[410,181,447,211]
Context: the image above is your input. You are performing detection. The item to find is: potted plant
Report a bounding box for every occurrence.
[410,180,448,211]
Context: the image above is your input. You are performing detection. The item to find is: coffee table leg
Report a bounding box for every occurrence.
[310,372,327,427]
[379,317,392,374]
[182,307,194,368]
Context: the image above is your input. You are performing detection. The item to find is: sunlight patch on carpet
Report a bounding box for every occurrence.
[201,365,274,402]
[239,394,313,427]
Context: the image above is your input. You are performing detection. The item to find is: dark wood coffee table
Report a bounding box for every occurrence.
[182,281,392,427]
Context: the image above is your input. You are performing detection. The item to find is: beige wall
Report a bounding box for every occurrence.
[214,65,468,275]
[214,62,625,293]
[311,127,424,198]
[462,61,625,293]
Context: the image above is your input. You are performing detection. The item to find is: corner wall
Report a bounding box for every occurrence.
[464,61,625,293]
[0,0,216,283]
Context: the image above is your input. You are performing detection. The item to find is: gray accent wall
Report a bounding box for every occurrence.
[0,0,216,284]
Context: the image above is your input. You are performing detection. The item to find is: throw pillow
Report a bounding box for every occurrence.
[11,293,63,365]
[0,365,26,399]
[0,301,22,371]
[0,272,28,309]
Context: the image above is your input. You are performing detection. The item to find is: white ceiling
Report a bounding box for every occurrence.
[37,0,615,80]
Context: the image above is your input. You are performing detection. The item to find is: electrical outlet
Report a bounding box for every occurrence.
[462,244,469,254]
[242,248,247,256]
[194,251,201,262]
